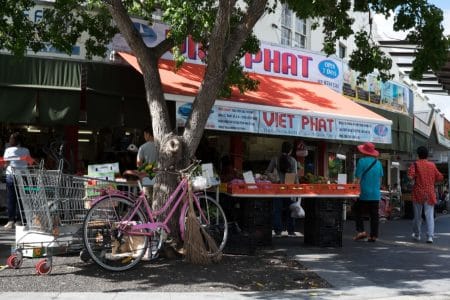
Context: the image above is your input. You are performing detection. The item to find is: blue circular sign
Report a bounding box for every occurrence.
[318,60,339,79]
[374,124,389,137]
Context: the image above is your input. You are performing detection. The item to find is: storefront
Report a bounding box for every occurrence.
[0,53,169,173]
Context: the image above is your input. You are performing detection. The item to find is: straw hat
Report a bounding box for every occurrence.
[357,142,379,157]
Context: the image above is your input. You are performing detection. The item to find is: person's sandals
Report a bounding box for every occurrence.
[353,231,368,241]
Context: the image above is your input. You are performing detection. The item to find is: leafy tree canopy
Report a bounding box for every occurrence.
[0,0,447,85]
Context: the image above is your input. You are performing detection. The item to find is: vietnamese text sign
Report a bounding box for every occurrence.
[176,102,391,144]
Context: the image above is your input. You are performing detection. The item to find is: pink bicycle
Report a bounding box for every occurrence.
[82,160,228,271]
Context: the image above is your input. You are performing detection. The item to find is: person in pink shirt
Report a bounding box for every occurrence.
[408,146,443,243]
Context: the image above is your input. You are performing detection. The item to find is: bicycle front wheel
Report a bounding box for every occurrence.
[83,196,148,272]
[185,194,228,257]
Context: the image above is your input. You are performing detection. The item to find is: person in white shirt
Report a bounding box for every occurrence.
[3,132,30,230]
[136,126,158,168]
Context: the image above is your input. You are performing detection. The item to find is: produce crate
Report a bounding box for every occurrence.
[239,198,272,246]
[227,183,359,196]
[303,198,344,247]
[223,222,256,255]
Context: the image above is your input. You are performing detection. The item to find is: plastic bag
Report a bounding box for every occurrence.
[290,198,305,218]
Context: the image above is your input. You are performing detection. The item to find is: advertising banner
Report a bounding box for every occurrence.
[176,102,391,144]
[343,64,413,114]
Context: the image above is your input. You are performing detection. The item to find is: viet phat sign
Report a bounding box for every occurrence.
[176,102,391,144]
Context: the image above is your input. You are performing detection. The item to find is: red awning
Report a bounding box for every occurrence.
[118,51,392,143]
[118,51,389,123]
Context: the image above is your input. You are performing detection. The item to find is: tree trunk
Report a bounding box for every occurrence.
[153,134,189,244]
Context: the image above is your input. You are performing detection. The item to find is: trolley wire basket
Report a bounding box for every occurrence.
[8,164,129,275]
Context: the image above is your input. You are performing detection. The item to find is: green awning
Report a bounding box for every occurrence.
[0,88,37,123]
[0,54,81,89]
[362,105,413,153]
[0,87,80,125]
[0,54,81,124]
[38,90,80,125]
[86,62,145,97]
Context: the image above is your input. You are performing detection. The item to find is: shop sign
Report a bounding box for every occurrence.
[176,102,259,133]
[343,63,414,115]
[112,21,343,92]
[243,43,343,92]
[176,102,391,144]
[259,111,391,143]
[0,4,83,59]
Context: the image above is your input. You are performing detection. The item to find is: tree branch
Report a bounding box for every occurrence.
[224,0,267,65]
[107,0,172,140]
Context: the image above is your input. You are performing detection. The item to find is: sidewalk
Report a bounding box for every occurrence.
[1,215,450,299]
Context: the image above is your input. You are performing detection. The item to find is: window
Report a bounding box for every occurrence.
[280,4,307,49]
[281,27,292,46]
[294,19,307,48]
[338,43,347,59]
[281,4,292,27]
[294,32,306,48]
[281,4,292,46]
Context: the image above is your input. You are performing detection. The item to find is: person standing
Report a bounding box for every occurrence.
[137,126,158,168]
[266,141,298,237]
[353,142,383,242]
[408,146,443,243]
[3,132,30,230]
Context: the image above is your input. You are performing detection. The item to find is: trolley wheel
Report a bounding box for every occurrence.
[6,254,23,269]
[79,249,91,262]
[35,259,52,275]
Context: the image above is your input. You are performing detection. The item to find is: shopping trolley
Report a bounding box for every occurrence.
[6,165,123,275]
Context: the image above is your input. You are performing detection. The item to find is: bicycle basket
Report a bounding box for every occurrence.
[191,176,209,191]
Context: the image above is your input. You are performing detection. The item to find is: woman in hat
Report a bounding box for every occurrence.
[353,142,384,242]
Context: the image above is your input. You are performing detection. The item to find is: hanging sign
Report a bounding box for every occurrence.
[176,101,391,144]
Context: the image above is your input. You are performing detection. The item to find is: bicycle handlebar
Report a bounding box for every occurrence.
[153,159,201,177]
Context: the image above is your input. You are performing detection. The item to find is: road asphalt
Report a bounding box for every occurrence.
[1,213,450,299]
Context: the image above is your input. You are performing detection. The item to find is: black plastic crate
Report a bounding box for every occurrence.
[241,199,272,212]
[304,227,343,247]
[305,210,343,230]
[240,224,272,246]
[318,199,344,211]
[303,198,344,247]
[223,222,257,255]
[240,211,270,227]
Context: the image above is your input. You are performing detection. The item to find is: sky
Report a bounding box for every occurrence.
[428,0,450,10]
[373,1,450,120]
[429,0,450,34]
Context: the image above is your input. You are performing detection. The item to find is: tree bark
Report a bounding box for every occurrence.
[107,0,268,243]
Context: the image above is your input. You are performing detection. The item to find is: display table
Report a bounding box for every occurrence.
[224,183,359,248]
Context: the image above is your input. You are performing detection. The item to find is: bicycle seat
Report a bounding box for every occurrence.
[123,170,148,181]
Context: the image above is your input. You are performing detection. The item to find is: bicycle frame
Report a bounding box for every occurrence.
[90,176,208,240]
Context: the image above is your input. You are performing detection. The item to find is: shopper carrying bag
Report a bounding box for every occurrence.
[352,142,383,243]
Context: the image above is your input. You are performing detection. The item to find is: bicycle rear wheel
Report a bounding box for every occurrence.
[83,196,149,272]
[185,194,228,257]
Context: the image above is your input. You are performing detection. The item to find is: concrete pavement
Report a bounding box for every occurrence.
[1,214,450,299]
